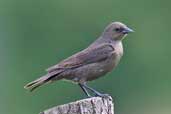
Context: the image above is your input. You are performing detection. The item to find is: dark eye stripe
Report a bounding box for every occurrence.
[114,28,123,32]
[115,28,120,32]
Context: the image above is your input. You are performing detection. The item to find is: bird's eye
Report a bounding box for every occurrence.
[114,28,120,32]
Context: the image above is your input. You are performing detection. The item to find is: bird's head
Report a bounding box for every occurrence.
[102,22,134,41]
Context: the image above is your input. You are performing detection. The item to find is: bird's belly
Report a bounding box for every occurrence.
[65,54,122,83]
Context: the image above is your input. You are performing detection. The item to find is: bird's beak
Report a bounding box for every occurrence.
[122,27,134,34]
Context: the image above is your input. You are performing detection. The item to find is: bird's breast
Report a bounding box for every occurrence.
[112,41,123,56]
[107,41,123,70]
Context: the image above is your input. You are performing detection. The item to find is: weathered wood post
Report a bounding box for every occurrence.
[40,96,114,114]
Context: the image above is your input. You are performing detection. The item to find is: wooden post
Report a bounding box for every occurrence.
[40,96,114,114]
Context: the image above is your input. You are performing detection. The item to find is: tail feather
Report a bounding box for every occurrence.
[24,70,64,92]
[24,74,51,92]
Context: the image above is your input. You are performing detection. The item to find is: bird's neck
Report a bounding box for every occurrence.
[97,36,122,44]
[90,36,122,47]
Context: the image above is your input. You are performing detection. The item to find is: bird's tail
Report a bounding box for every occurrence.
[24,71,63,92]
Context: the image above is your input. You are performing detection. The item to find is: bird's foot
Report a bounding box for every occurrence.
[95,93,110,98]
[86,94,92,98]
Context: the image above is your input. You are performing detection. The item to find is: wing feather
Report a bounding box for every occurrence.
[46,43,114,73]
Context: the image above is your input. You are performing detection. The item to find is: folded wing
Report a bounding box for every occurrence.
[46,43,115,73]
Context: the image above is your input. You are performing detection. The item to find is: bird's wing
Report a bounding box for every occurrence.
[46,43,115,73]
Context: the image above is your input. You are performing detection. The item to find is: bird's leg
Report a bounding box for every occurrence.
[78,83,91,98]
[82,83,109,97]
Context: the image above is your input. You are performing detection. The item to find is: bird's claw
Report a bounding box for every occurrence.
[95,93,110,98]
[86,95,92,98]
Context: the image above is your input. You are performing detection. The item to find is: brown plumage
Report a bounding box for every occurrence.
[24,22,133,97]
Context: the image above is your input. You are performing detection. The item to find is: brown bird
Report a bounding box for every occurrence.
[24,22,133,97]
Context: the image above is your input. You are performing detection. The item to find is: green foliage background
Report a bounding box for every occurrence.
[0,0,170,114]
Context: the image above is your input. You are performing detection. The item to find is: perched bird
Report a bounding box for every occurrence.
[24,22,133,97]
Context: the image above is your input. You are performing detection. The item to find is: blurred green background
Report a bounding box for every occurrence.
[0,0,170,114]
